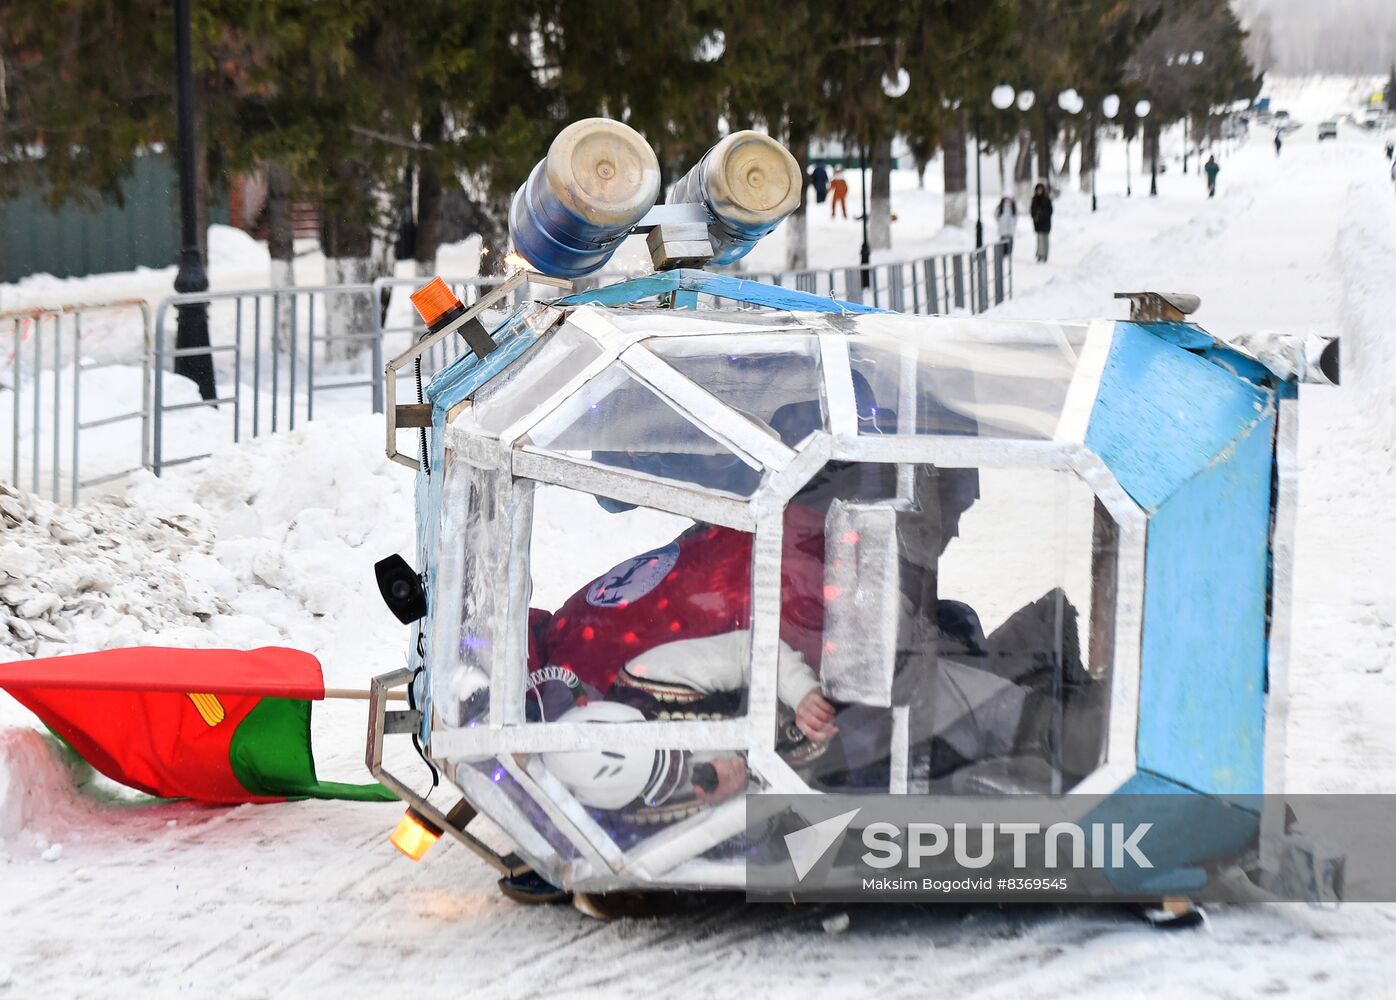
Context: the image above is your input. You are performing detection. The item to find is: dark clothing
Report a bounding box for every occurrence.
[1029,194,1053,234]
[811,164,829,204]
[1205,160,1219,197]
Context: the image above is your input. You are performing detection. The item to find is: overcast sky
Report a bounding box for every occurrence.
[1235,0,1396,74]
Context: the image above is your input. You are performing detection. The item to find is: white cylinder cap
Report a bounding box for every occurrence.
[543,117,661,228]
[699,130,803,228]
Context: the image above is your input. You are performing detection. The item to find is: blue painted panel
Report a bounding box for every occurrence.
[1087,771,1260,896]
[414,420,448,746]
[1086,323,1274,513]
[1134,320,1212,351]
[677,269,885,314]
[1199,347,1275,387]
[556,272,681,307]
[1136,412,1275,795]
[1130,321,1291,389]
[556,267,884,315]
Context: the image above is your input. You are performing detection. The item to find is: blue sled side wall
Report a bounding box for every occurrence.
[1088,322,1278,798]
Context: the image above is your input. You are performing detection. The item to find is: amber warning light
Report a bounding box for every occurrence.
[389,808,443,861]
[409,277,466,333]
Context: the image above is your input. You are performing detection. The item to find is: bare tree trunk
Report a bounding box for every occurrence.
[1059,133,1077,183]
[942,115,968,227]
[475,201,511,276]
[415,111,446,278]
[1013,132,1035,206]
[321,159,375,362]
[785,117,810,271]
[266,162,296,351]
[1037,111,1053,186]
[869,134,892,250]
[1080,115,1097,199]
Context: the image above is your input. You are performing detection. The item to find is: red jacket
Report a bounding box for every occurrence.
[532,504,828,697]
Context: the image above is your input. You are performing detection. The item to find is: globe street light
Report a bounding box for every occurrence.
[881,68,910,99]
[1016,89,1036,112]
[992,84,1016,111]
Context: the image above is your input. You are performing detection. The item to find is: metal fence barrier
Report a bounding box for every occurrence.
[1,300,151,504]
[734,242,1012,315]
[17,245,1015,499]
[150,283,387,473]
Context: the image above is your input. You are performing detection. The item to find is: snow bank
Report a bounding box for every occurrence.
[0,480,222,658]
[1334,172,1396,446]
[0,414,417,840]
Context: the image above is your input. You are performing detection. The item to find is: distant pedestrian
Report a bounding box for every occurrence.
[810,163,829,204]
[1274,132,1283,156]
[994,195,1017,254]
[1385,139,1393,161]
[1204,155,1220,198]
[1030,183,1053,263]
[829,166,849,219]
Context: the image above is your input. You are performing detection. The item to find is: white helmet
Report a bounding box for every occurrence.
[541,702,686,810]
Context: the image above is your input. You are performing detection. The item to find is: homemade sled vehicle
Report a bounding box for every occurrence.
[367,119,1340,908]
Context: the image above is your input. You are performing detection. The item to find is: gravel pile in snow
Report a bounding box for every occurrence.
[0,481,223,661]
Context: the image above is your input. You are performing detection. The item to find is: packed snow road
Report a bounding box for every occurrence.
[4,126,1396,997]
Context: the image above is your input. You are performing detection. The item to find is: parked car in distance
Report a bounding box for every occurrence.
[1318,120,1339,141]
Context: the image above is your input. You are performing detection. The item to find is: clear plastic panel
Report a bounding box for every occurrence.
[788,463,1113,796]
[429,455,531,728]
[465,759,583,867]
[847,319,1083,439]
[524,361,763,495]
[460,317,604,437]
[525,482,762,722]
[647,335,826,447]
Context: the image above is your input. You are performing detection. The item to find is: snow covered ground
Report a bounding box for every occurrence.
[3,76,1396,996]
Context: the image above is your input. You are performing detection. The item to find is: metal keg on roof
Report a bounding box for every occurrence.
[670,130,803,265]
[508,118,662,278]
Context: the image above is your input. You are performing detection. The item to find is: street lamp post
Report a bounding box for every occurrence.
[859,140,871,285]
[860,67,911,287]
[1137,99,1156,196]
[173,0,215,401]
[974,115,984,249]
[1103,94,1121,200]
[987,84,1018,247]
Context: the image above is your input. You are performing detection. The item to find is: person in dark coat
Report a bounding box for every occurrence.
[810,163,829,204]
[1204,155,1220,197]
[1029,183,1053,263]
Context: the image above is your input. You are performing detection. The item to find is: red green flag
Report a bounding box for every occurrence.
[0,647,395,804]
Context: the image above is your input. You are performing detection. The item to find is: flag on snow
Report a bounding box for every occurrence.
[0,646,395,804]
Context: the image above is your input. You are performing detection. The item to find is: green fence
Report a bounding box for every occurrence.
[0,155,227,284]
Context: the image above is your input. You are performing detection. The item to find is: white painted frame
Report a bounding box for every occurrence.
[427,309,1149,888]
